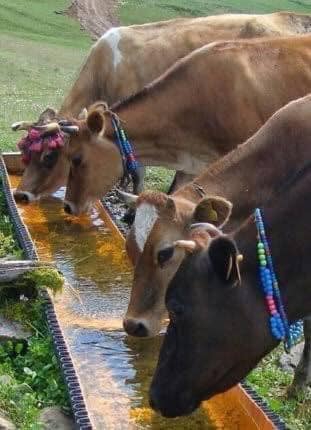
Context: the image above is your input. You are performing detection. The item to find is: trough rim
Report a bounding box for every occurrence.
[0,154,93,430]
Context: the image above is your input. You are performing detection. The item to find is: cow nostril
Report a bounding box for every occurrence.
[135,322,148,337]
[64,203,72,214]
[123,319,149,337]
[14,192,29,203]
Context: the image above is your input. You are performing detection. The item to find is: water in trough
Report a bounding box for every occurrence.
[10,175,261,430]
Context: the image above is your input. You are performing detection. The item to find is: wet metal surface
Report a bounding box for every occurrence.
[10,174,266,430]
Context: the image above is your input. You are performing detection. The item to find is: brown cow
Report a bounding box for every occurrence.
[123,94,311,394]
[12,12,311,202]
[62,34,311,215]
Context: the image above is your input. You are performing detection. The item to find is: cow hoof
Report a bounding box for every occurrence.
[287,371,311,398]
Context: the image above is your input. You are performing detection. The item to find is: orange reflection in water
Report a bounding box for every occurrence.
[9,174,268,430]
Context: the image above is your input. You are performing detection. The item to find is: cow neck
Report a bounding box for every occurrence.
[234,177,311,323]
[174,111,311,229]
[58,52,108,118]
[254,208,302,350]
[106,67,220,172]
[107,91,178,167]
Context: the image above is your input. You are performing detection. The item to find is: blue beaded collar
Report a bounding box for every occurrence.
[254,208,303,352]
[111,116,140,177]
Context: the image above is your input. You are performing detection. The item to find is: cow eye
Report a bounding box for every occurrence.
[157,246,174,267]
[42,151,58,168]
[72,155,82,167]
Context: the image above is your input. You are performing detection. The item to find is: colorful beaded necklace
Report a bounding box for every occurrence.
[111,116,140,176]
[255,208,303,352]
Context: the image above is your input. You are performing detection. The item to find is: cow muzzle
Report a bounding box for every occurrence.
[123,317,152,338]
[13,190,37,203]
[63,199,92,216]
[149,383,198,418]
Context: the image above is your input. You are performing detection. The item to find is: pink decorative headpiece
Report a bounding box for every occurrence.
[17,128,65,165]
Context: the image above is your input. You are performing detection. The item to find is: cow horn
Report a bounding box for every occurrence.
[11,121,33,131]
[33,122,60,133]
[173,240,196,252]
[116,189,138,206]
[60,125,79,134]
[226,255,233,281]
[190,222,223,237]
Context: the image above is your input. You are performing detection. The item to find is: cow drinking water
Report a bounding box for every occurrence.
[150,164,311,418]
[62,34,311,216]
[12,12,311,204]
[122,94,311,396]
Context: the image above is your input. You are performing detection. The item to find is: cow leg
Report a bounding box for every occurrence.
[288,315,311,396]
[167,171,195,194]
[122,165,146,225]
[132,164,145,195]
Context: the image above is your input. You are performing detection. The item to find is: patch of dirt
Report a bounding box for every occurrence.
[66,0,120,39]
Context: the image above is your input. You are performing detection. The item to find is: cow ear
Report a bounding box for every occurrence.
[208,236,242,286]
[192,196,232,227]
[87,109,106,136]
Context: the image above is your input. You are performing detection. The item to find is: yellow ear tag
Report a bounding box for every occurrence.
[207,203,218,223]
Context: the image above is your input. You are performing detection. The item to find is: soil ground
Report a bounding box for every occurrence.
[66,0,120,38]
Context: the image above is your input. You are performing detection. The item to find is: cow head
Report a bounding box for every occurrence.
[63,103,124,215]
[12,109,77,202]
[122,190,232,337]
[149,234,276,418]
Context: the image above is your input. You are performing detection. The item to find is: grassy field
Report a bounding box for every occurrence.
[1,0,310,152]
[0,0,91,151]
[120,0,311,24]
[0,0,310,428]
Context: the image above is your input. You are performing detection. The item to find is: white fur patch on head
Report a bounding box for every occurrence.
[101,27,122,70]
[134,203,158,252]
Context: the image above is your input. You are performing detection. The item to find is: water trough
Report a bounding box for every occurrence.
[1,152,286,430]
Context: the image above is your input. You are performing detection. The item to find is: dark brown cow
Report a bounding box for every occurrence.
[14,12,311,202]
[150,166,311,417]
[63,35,311,215]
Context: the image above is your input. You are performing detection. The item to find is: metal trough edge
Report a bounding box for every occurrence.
[0,154,93,430]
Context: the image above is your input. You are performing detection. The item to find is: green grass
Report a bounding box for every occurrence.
[0,0,91,152]
[0,299,70,430]
[247,348,311,430]
[0,0,91,47]
[0,177,23,258]
[120,0,311,25]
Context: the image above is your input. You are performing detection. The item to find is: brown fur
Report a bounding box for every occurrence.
[64,34,311,214]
